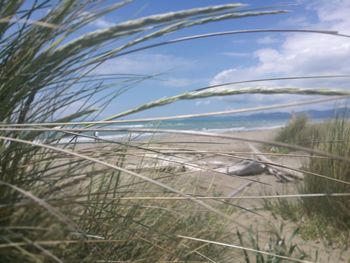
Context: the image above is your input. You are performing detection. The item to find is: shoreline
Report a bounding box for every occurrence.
[57,126,283,144]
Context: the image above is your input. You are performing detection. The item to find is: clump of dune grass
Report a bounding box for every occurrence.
[237,224,312,263]
[300,116,350,231]
[273,114,350,243]
[275,114,309,145]
[0,1,300,262]
[275,114,324,149]
[2,1,350,262]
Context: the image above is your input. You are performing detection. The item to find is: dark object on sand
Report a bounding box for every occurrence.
[215,144,303,182]
[224,160,267,176]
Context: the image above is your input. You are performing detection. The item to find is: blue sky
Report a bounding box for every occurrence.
[83,0,350,118]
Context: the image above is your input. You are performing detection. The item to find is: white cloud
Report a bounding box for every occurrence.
[315,0,350,29]
[79,11,116,29]
[257,36,279,45]
[195,100,211,106]
[211,0,350,92]
[93,53,195,75]
[279,16,310,27]
[222,52,251,57]
[80,10,116,29]
[90,17,115,28]
[161,77,204,88]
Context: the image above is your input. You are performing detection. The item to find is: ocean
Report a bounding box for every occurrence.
[114,117,288,133]
[59,109,340,143]
[63,115,310,143]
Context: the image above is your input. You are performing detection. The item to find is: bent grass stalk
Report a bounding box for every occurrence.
[6,128,338,187]
[111,28,350,59]
[2,1,347,261]
[0,135,248,229]
[92,87,350,122]
[117,193,350,201]
[0,94,348,127]
[177,235,314,263]
[4,126,350,165]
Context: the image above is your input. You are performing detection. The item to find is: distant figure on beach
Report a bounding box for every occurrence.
[93,131,99,142]
[290,111,296,122]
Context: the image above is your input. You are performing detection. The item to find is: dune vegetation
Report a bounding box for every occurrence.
[0,1,349,262]
[273,115,350,241]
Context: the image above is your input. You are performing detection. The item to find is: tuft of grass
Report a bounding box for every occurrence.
[263,195,302,223]
[275,114,323,149]
[273,115,350,243]
[300,117,350,230]
[275,114,309,145]
[262,194,350,245]
[0,1,291,261]
[237,224,312,263]
[2,1,350,262]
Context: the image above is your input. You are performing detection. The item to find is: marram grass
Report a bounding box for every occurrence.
[274,115,350,241]
[0,1,293,262]
[1,1,349,262]
[97,86,350,121]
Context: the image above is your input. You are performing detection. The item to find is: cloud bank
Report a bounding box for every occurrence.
[211,0,350,90]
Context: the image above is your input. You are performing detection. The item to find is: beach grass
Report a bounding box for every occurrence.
[301,117,350,230]
[1,1,350,262]
[237,224,312,263]
[0,1,291,262]
[272,115,350,244]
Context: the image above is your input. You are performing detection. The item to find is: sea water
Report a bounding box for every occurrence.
[58,116,292,143]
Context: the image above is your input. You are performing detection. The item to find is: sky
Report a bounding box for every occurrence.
[80,0,350,118]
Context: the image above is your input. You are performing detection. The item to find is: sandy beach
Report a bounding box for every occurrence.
[113,127,349,262]
[78,127,311,200]
[69,127,349,262]
[4,2,349,262]
[121,128,305,192]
